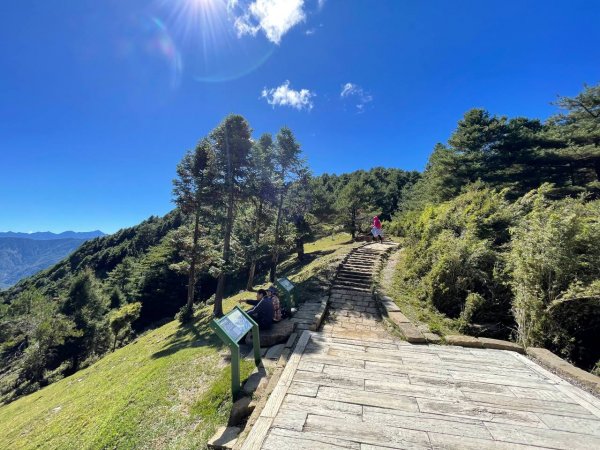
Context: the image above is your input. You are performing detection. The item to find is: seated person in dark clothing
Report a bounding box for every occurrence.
[239,289,274,330]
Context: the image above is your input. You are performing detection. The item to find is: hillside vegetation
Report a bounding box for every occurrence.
[0,233,354,450]
[1,83,599,446]
[1,125,411,404]
[388,84,600,373]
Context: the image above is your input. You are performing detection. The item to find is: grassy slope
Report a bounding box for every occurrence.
[0,233,354,450]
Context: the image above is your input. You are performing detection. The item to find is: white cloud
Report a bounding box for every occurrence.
[340,82,373,112]
[261,81,314,110]
[305,28,315,35]
[318,0,326,10]
[340,82,358,98]
[230,0,306,44]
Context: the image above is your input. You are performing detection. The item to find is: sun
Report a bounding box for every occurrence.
[156,0,275,82]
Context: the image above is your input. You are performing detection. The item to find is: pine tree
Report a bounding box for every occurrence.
[245,134,276,290]
[211,115,253,317]
[270,127,304,281]
[172,139,218,321]
[60,271,108,370]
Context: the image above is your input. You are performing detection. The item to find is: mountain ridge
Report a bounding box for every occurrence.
[0,230,105,240]
[0,233,104,289]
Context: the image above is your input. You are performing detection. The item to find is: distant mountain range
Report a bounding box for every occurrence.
[0,230,105,240]
[0,231,105,289]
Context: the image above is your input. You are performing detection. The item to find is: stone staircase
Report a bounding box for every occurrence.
[322,242,398,342]
[332,243,394,293]
[235,241,600,450]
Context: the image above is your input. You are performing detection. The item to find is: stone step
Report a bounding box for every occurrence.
[340,266,372,273]
[335,281,372,289]
[338,268,372,275]
[340,264,373,270]
[336,275,372,283]
[342,261,375,267]
[344,262,376,267]
[333,282,372,291]
[337,272,371,280]
[336,276,372,284]
[347,255,379,260]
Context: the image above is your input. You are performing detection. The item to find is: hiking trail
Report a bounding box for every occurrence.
[240,243,600,450]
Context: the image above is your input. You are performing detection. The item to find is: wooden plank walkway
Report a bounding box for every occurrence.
[241,243,600,449]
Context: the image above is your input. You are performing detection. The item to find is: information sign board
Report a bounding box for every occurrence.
[211,306,261,399]
[277,277,295,292]
[217,308,253,343]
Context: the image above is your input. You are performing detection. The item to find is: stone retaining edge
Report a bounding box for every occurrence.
[526,347,600,395]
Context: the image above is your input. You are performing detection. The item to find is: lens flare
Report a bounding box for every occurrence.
[115,14,183,92]
[157,0,275,83]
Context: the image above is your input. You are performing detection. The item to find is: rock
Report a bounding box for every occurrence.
[265,344,285,360]
[396,322,427,344]
[228,397,254,426]
[423,332,442,344]
[478,337,524,354]
[245,320,295,347]
[388,311,411,324]
[242,366,268,395]
[445,335,483,348]
[207,426,240,449]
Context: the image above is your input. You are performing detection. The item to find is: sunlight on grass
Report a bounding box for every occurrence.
[0,300,251,450]
[0,234,358,450]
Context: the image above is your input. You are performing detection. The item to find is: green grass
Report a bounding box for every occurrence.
[0,233,356,450]
[0,295,247,450]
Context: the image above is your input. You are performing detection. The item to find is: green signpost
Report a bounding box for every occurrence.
[210,306,261,398]
[276,277,296,309]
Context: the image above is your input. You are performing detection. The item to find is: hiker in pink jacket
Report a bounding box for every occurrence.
[372,216,383,242]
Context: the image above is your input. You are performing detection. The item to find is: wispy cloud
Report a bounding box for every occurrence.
[261,80,314,110]
[340,82,373,112]
[229,0,306,45]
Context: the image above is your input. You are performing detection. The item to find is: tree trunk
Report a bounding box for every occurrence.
[214,185,235,317]
[246,262,257,291]
[113,335,118,352]
[296,237,304,261]
[246,201,263,291]
[270,180,285,282]
[187,210,201,310]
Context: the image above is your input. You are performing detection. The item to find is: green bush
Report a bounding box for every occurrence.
[392,185,513,330]
[509,187,600,356]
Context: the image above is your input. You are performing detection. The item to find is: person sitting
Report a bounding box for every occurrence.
[267,286,282,322]
[239,289,274,330]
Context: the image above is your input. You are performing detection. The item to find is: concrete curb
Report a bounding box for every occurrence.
[526,347,600,394]
[445,334,525,354]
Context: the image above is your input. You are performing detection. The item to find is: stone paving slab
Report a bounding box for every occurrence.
[240,243,600,449]
[243,331,600,449]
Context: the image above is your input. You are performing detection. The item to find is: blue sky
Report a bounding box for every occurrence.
[1,0,599,233]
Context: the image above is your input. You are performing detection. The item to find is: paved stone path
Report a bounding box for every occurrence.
[242,243,600,450]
